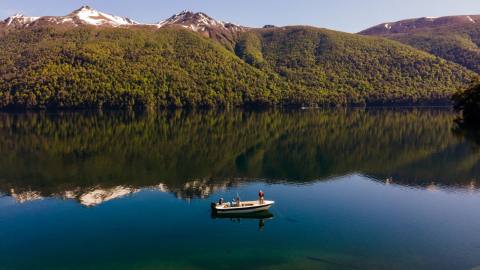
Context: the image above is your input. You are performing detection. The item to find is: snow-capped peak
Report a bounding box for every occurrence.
[67,5,139,26]
[0,7,246,34]
[157,10,225,27]
[8,13,24,19]
[156,10,244,33]
[4,13,40,26]
[1,6,139,28]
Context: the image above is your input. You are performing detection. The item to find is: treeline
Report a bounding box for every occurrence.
[0,26,476,109]
[453,83,480,124]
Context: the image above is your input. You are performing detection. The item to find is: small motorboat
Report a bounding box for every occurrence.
[212,199,275,214]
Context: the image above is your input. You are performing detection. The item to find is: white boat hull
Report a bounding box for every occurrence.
[213,200,274,214]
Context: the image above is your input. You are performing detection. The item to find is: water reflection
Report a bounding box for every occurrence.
[0,108,479,205]
[452,120,480,149]
[212,211,274,231]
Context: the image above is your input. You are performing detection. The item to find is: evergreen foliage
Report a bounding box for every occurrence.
[0,26,476,109]
[236,27,476,105]
[382,24,480,74]
[453,83,480,123]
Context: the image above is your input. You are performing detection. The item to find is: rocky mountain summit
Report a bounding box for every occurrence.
[1,6,245,34]
[1,6,139,29]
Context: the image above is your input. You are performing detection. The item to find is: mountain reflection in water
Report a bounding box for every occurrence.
[0,108,479,205]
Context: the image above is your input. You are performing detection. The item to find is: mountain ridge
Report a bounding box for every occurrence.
[360,15,480,73]
[0,6,248,48]
[1,6,140,29]
[0,6,247,33]
[0,7,477,109]
[360,15,480,35]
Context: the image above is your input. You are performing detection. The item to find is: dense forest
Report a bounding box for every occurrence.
[0,27,283,109]
[363,22,480,74]
[0,26,476,109]
[237,27,476,105]
[453,83,480,124]
[394,31,480,74]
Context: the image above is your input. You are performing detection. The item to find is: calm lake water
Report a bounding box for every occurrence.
[1,109,480,270]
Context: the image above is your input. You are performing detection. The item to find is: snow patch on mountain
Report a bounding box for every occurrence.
[157,10,224,27]
[0,6,246,34]
[4,13,39,26]
[155,10,244,33]
[68,6,139,26]
[1,6,139,28]
[360,14,480,35]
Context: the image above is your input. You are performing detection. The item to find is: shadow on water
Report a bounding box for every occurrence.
[452,118,480,150]
[0,108,479,204]
[211,211,274,231]
[211,210,274,220]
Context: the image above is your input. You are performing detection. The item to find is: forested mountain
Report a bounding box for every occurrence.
[0,7,477,109]
[236,27,474,105]
[360,15,480,74]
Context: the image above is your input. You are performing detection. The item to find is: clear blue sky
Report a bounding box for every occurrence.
[1,0,479,33]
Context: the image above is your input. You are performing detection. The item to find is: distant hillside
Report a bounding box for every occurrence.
[360,15,480,73]
[236,26,475,105]
[0,27,285,109]
[0,7,477,109]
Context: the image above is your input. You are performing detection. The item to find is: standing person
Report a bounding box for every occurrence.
[235,195,241,207]
[258,190,265,204]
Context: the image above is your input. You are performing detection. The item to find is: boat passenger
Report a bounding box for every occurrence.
[259,190,265,204]
[218,198,224,205]
[235,196,241,207]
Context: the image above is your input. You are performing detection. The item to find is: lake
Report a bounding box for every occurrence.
[0,108,479,270]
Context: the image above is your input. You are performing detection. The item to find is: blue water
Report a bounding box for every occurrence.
[1,175,480,270]
[0,109,479,269]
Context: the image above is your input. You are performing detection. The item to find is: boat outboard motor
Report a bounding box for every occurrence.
[212,198,225,210]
